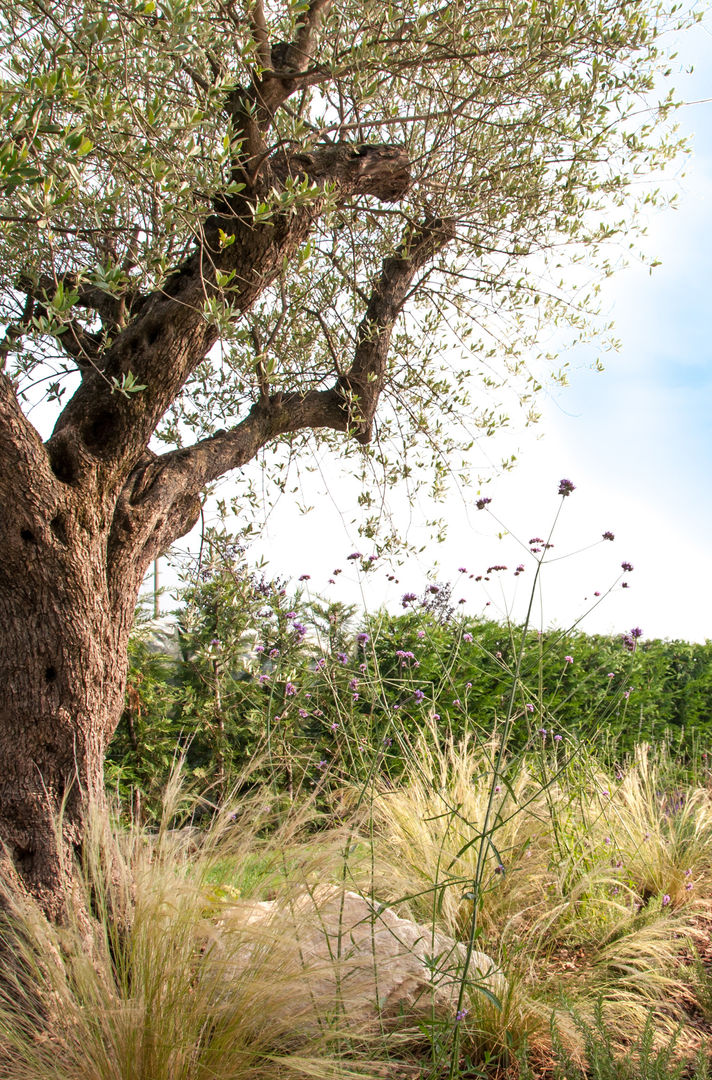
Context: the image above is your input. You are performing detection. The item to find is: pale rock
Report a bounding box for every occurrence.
[218,886,505,1025]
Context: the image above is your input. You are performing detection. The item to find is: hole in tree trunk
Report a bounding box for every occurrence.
[14,845,35,875]
[45,666,57,683]
[49,444,78,485]
[145,321,162,346]
[82,407,118,454]
[20,528,35,543]
[50,514,69,545]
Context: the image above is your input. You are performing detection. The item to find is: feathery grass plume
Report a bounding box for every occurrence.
[0,773,398,1080]
[604,744,712,907]
[357,720,550,943]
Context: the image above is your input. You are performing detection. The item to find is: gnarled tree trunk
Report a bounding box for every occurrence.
[0,467,145,918]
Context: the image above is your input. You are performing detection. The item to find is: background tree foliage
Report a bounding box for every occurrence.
[108,560,712,808]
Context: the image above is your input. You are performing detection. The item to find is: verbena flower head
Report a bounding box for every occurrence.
[558,478,575,496]
[602,531,615,541]
[475,496,492,510]
[621,561,634,572]
[347,552,362,560]
[564,655,573,663]
[299,573,310,581]
[356,632,369,645]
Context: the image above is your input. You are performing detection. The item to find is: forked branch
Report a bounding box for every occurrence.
[113,216,455,560]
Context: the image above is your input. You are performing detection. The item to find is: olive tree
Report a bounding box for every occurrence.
[0,0,684,915]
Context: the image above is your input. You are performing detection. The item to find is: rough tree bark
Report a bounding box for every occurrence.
[0,14,455,912]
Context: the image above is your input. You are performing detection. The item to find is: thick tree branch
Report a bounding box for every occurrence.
[14,280,105,370]
[338,216,456,443]
[0,372,58,500]
[20,272,137,332]
[271,143,411,202]
[46,142,412,497]
[0,294,34,372]
[108,216,455,569]
[229,0,334,168]
[248,0,272,70]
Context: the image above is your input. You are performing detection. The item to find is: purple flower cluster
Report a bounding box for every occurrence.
[621,627,643,652]
[475,497,492,510]
[558,478,575,496]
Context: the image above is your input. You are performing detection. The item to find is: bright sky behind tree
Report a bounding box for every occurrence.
[199,12,712,646]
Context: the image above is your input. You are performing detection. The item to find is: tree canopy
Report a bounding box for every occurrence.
[0,0,686,535]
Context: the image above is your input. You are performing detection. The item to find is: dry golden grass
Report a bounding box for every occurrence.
[344,736,712,1065]
[1,742,712,1079]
